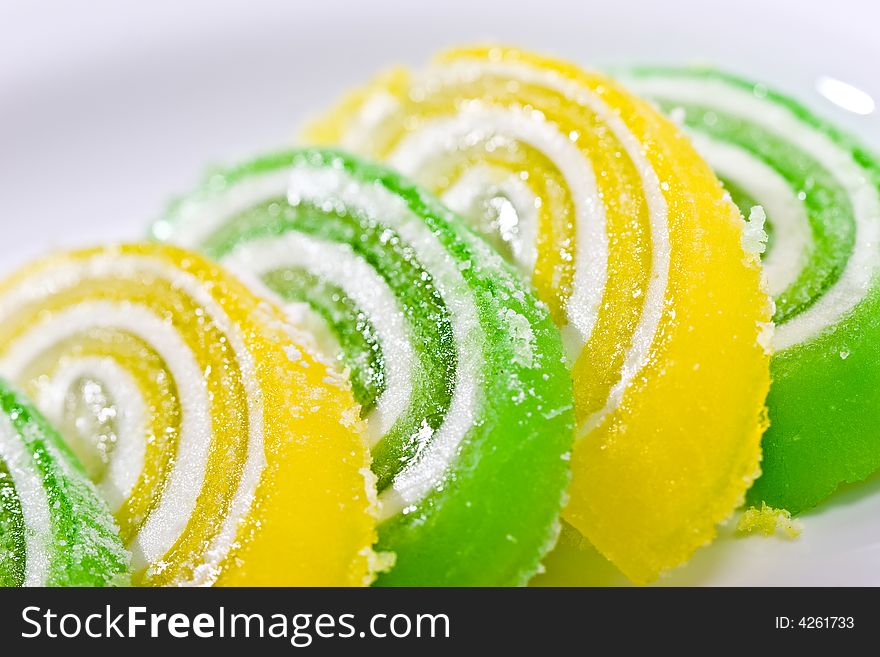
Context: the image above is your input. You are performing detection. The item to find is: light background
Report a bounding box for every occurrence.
[2,0,879,585]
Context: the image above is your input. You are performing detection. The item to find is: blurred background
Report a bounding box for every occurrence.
[1,0,877,277]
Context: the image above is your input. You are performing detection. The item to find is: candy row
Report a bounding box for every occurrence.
[2,46,878,586]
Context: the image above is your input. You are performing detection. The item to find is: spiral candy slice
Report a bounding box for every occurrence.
[625,69,880,514]
[0,380,129,587]
[306,46,772,583]
[0,244,378,586]
[153,149,575,586]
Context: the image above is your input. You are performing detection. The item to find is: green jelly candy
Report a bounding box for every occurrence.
[153,149,575,585]
[0,379,130,586]
[625,68,880,514]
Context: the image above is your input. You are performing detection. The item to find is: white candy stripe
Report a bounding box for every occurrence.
[189,322,263,587]
[0,302,212,569]
[340,91,402,148]
[287,165,483,519]
[0,255,265,585]
[224,231,415,445]
[625,75,880,351]
[404,60,671,434]
[35,357,147,512]
[283,300,346,366]
[157,169,292,249]
[688,132,812,297]
[384,106,607,348]
[0,411,52,586]
[440,164,540,274]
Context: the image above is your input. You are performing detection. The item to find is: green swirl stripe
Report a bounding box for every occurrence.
[261,267,385,413]
[200,194,458,492]
[0,456,26,587]
[626,68,880,513]
[0,380,130,586]
[155,149,575,585]
[717,175,775,251]
[651,95,854,324]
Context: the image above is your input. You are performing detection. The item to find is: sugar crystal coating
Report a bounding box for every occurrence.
[0,244,379,586]
[154,149,575,586]
[0,379,130,587]
[626,68,880,514]
[306,46,772,583]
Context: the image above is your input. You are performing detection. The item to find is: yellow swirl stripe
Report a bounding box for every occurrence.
[20,331,181,544]
[307,46,772,583]
[0,244,379,586]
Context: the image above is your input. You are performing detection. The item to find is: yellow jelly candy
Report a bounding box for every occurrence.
[307,46,772,583]
[0,244,379,586]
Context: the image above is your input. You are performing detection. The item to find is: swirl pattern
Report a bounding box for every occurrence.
[154,149,575,586]
[0,379,129,587]
[306,46,772,582]
[625,68,880,513]
[0,244,378,586]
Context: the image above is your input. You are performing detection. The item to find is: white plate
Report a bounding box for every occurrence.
[2,0,879,586]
